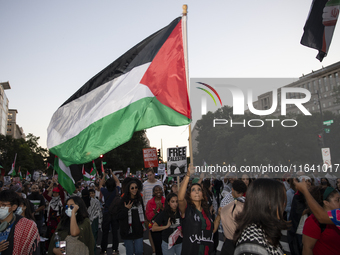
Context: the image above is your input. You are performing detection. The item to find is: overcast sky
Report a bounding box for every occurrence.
[1,0,339,160]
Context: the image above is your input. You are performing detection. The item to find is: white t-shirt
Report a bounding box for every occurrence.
[142,179,163,207]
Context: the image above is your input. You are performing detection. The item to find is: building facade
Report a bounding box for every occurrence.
[7,109,25,139]
[0,82,10,136]
[254,61,340,116]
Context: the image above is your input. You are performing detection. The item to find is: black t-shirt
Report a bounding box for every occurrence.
[181,205,214,255]
[154,210,182,244]
[27,193,46,220]
[101,187,121,213]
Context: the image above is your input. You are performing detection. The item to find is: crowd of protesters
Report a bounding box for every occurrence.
[0,166,339,255]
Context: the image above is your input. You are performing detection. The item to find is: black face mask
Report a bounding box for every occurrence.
[31,191,39,196]
[321,181,328,186]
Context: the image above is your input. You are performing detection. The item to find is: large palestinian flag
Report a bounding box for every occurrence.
[47,17,191,166]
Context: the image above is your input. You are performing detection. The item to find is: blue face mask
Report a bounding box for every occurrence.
[15,207,23,215]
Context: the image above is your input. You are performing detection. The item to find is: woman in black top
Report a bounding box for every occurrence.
[152,193,182,255]
[116,180,145,255]
[178,167,221,255]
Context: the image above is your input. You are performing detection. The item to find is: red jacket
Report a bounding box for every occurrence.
[146,196,165,221]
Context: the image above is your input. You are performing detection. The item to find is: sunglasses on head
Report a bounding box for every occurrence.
[65,205,74,210]
[130,186,138,190]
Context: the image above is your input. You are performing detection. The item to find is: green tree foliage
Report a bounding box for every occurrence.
[0,133,48,175]
[194,106,340,169]
[48,130,149,174]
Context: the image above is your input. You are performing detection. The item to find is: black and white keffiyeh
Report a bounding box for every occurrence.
[128,203,145,225]
[88,198,103,228]
[236,224,284,255]
[48,196,63,217]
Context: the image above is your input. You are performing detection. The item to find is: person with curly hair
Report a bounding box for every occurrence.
[146,185,165,255]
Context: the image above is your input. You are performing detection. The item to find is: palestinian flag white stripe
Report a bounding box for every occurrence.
[48,63,151,148]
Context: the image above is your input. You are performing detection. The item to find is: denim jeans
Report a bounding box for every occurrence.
[123,238,143,255]
[161,240,182,255]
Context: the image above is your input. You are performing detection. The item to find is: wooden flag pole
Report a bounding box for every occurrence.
[182,5,193,178]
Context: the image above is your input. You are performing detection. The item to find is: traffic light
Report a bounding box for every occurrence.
[317,133,324,147]
[157,149,162,163]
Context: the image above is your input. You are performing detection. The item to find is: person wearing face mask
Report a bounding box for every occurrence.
[43,180,65,249]
[320,178,331,188]
[16,197,35,222]
[27,183,46,236]
[0,189,40,255]
[48,196,94,255]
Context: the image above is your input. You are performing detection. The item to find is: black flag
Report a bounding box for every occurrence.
[301,0,340,62]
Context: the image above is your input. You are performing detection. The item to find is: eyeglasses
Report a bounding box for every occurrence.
[130,186,138,190]
[65,205,74,210]
[0,203,11,208]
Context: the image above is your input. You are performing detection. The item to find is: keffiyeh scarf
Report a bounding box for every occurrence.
[13,217,40,255]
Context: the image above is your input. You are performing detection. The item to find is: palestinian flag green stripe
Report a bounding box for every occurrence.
[49,97,190,166]
[54,157,75,194]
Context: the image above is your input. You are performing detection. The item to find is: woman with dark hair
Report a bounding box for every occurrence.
[202,179,219,252]
[152,193,182,255]
[116,180,145,255]
[48,196,95,255]
[233,178,288,255]
[146,185,165,255]
[178,167,220,255]
[302,186,340,255]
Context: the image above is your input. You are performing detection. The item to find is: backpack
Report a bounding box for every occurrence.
[108,187,121,217]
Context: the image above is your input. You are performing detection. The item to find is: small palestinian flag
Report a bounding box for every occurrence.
[89,167,96,180]
[82,165,91,181]
[26,171,31,181]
